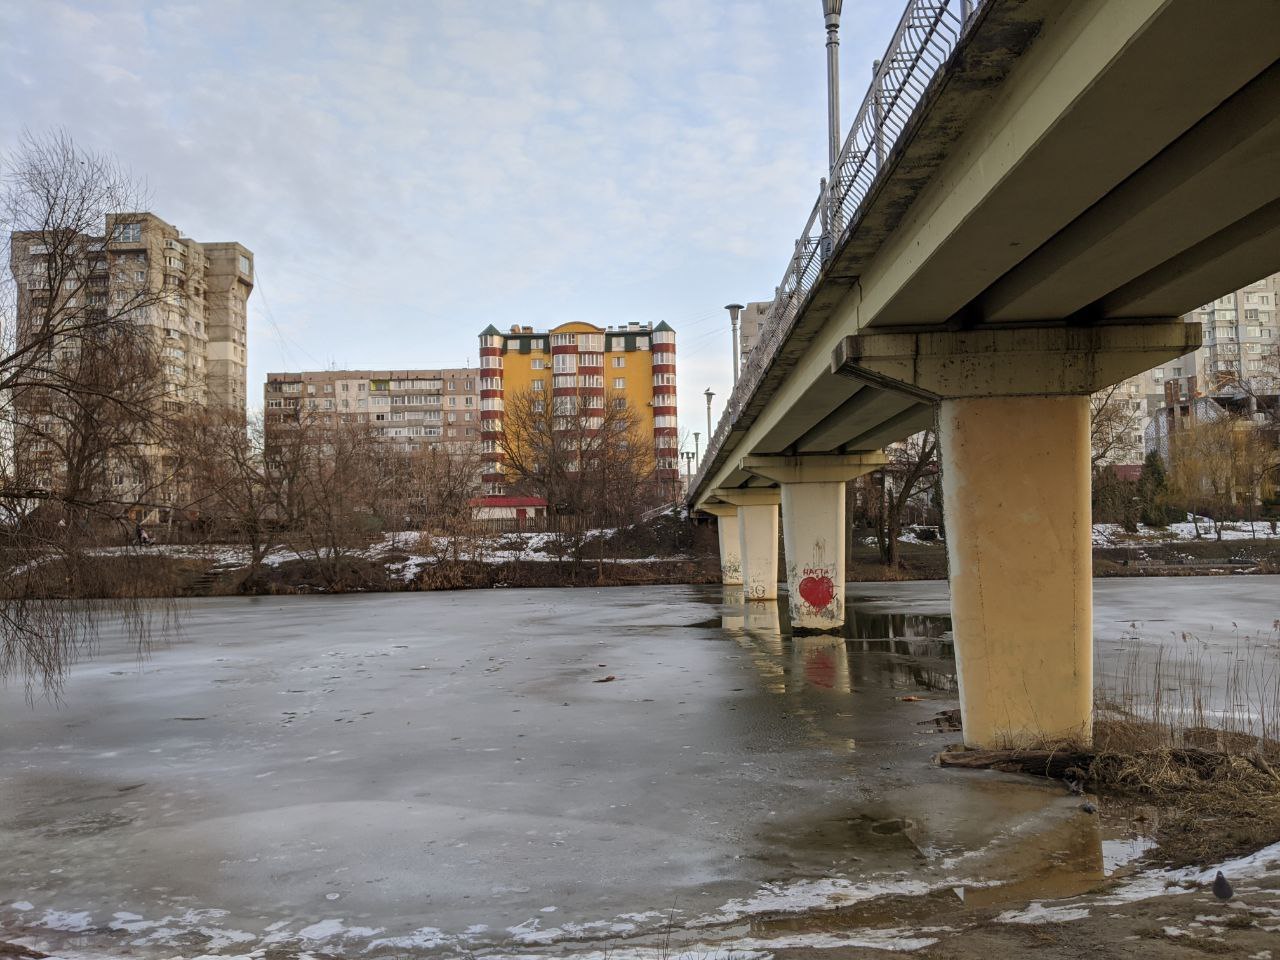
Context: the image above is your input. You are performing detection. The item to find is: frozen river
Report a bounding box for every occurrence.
[0,578,1276,958]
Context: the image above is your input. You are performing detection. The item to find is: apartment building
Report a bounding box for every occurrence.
[1100,272,1280,462]
[737,300,772,370]
[262,368,481,453]
[9,212,252,508]
[476,320,678,499]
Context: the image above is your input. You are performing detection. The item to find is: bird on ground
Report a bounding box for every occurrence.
[1212,871,1233,901]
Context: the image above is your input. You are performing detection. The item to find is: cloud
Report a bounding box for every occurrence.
[0,0,907,431]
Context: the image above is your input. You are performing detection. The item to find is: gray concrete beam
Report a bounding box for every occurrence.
[1100,199,1280,319]
[830,320,1202,399]
[981,62,1280,323]
[794,387,919,453]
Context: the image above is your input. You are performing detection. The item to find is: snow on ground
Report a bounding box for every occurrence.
[1094,514,1280,546]
[71,528,688,583]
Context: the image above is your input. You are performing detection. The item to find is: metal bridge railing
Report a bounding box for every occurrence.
[690,0,979,499]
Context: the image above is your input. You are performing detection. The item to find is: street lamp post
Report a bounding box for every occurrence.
[704,388,715,444]
[682,450,695,482]
[823,1,843,173]
[693,431,701,467]
[725,303,744,385]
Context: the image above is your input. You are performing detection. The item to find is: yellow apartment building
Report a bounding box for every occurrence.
[476,320,678,511]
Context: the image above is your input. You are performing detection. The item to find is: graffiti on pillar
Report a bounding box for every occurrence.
[745,582,768,599]
[797,566,836,611]
[721,558,742,581]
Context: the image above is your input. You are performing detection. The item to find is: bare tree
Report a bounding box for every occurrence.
[873,430,939,568]
[0,130,176,692]
[272,413,398,587]
[1090,383,1147,469]
[171,409,278,583]
[497,387,661,578]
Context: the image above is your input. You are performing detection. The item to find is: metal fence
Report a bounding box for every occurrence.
[689,0,980,498]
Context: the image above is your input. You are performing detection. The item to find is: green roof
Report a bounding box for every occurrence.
[653,320,674,333]
[479,324,502,336]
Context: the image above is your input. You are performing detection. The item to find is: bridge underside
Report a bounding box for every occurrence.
[694,0,1280,749]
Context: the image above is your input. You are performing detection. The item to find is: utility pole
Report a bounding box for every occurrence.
[693,431,701,466]
[725,303,743,385]
[704,388,715,443]
[823,1,843,172]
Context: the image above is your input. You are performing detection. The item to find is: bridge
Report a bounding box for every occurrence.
[690,0,1280,749]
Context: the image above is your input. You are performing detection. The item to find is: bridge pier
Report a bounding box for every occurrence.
[831,320,1200,748]
[940,394,1093,748]
[742,454,887,632]
[711,488,780,600]
[701,504,743,585]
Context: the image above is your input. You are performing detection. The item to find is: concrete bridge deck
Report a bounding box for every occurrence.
[690,0,1280,748]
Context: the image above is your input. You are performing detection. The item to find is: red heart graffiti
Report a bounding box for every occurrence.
[798,575,835,610]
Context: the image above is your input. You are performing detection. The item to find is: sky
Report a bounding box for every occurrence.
[0,0,907,448]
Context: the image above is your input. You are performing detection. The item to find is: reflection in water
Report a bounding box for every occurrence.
[717,587,957,696]
[704,585,1127,944]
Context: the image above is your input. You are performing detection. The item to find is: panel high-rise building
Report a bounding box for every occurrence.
[9,211,252,513]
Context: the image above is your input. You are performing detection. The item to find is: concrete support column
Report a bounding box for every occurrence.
[707,488,781,600]
[737,503,779,600]
[740,454,887,632]
[940,395,1093,748]
[701,505,742,585]
[780,482,845,629]
[829,322,1201,748]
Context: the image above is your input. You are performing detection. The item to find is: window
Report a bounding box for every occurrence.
[1245,309,1260,321]
[531,358,546,370]
[480,378,502,391]
[532,380,545,392]
[654,415,677,428]
[653,373,677,386]
[635,337,649,350]
[578,353,603,367]
[550,333,575,346]
[612,378,625,389]
[464,396,474,407]
[480,355,503,369]
[611,356,625,368]
[553,375,575,388]
[111,222,142,243]
[653,329,676,344]
[134,271,146,282]
[577,333,604,351]
[553,353,577,373]
[238,254,251,275]
[530,339,545,351]
[533,400,545,413]
[577,375,604,388]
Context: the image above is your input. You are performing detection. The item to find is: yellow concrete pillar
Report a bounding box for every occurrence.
[738,503,780,600]
[740,455,887,632]
[940,395,1093,748]
[701,505,742,585]
[709,489,782,600]
[779,482,846,630]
